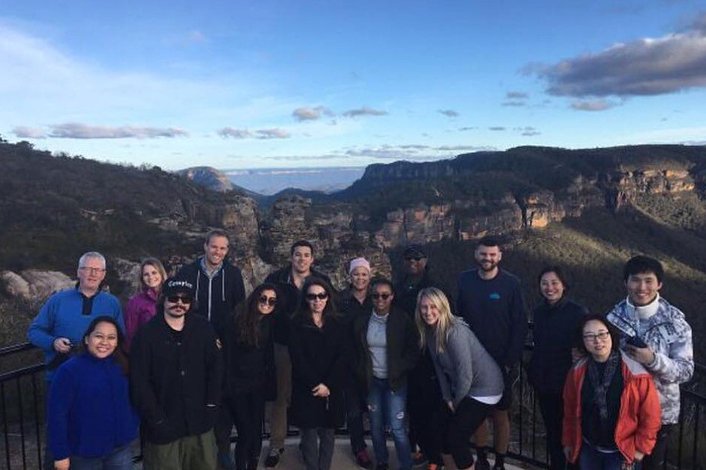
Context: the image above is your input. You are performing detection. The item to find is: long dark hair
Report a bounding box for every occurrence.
[296,277,337,322]
[235,283,280,348]
[81,316,129,375]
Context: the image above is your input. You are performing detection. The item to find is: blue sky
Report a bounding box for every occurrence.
[2,0,705,170]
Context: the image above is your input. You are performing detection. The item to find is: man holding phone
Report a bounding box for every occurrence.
[607,255,694,470]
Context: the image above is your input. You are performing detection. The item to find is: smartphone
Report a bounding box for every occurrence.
[626,336,648,348]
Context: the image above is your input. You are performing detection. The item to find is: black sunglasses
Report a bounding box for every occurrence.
[404,256,425,261]
[167,295,192,304]
[372,293,392,300]
[258,296,277,306]
[305,292,329,301]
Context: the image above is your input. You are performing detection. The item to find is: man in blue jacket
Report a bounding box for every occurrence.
[456,237,527,470]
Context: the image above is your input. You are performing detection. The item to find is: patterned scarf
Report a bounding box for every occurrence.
[587,350,620,420]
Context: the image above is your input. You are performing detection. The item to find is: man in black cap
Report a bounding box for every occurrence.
[394,244,445,469]
[130,278,223,470]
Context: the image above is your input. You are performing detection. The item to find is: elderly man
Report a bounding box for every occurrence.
[28,251,124,381]
[28,251,124,469]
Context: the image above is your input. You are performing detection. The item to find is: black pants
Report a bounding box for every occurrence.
[641,424,673,470]
[537,391,577,470]
[441,397,493,469]
[408,349,443,464]
[344,381,367,454]
[229,390,266,470]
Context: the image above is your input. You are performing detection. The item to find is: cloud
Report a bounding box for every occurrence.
[186,30,207,44]
[529,14,706,97]
[458,126,477,131]
[502,101,526,107]
[46,123,187,139]
[292,106,333,121]
[488,126,506,131]
[570,99,617,111]
[506,91,528,99]
[438,109,459,118]
[218,127,290,139]
[514,126,541,136]
[342,106,388,118]
[13,126,47,138]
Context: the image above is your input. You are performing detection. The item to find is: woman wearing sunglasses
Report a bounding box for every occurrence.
[289,277,347,470]
[222,283,279,470]
[562,314,661,470]
[352,278,420,470]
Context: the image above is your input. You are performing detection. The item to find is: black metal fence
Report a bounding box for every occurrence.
[1,342,704,469]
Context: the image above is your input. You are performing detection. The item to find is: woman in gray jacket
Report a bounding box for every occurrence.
[416,287,504,470]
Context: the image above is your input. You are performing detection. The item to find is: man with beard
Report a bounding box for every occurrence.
[175,229,245,469]
[263,240,332,468]
[456,236,527,470]
[130,278,222,470]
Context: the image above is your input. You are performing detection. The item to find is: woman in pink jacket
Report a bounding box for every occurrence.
[124,257,167,351]
[562,314,661,470]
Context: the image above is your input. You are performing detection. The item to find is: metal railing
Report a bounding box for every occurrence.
[1,342,705,469]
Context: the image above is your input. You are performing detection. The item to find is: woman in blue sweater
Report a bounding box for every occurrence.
[48,316,139,470]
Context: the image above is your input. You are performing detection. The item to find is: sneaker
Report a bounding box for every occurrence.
[355,448,373,469]
[412,451,428,467]
[264,448,284,468]
[475,454,491,470]
[375,464,389,470]
[217,451,236,470]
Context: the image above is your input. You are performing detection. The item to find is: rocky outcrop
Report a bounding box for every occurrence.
[1,270,74,302]
[178,166,235,192]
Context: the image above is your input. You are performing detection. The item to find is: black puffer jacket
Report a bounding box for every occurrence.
[130,313,222,444]
[528,297,588,394]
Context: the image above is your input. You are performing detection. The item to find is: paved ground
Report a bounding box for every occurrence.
[247,437,527,469]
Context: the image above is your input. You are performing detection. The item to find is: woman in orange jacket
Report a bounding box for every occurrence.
[562,314,661,470]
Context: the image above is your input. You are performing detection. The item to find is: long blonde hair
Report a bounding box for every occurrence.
[415,287,455,354]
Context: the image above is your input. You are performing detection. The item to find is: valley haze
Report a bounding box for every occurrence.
[225,166,365,195]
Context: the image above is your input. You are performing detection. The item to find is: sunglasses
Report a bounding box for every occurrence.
[258,296,277,307]
[167,295,192,304]
[305,292,329,301]
[372,293,392,300]
[404,256,425,262]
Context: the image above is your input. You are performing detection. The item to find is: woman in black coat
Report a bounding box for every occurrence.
[527,266,588,470]
[222,283,278,470]
[289,277,347,470]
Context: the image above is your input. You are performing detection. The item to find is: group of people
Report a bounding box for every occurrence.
[27,230,694,470]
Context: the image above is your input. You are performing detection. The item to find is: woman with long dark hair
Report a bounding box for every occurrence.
[527,266,588,470]
[289,277,347,470]
[222,283,279,470]
[416,288,503,470]
[124,257,167,350]
[562,314,661,469]
[48,316,139,470]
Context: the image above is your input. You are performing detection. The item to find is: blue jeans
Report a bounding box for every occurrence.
[70,443,134,470]
[579,441,630,470]
[368,378,412,470]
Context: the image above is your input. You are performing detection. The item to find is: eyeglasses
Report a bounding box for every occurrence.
[258,296,277,306]
[79,267,106,274]
[372,293,392,300]
[305,292,329,301]
[404,256,424,262]
[583,331,610,342]
[167,295,193,304]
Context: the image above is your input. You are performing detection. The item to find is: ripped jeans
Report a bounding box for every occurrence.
[368,377,412,470]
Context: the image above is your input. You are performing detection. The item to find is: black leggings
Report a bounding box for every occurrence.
[441,397,493,469]
[228,390,266,470]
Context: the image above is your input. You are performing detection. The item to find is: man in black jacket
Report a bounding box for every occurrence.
[130,278,222,470]
[175,229,246,468]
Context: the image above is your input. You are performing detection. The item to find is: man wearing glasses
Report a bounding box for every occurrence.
[28,251,124,382]
[130,278,222,470]
[28,251,124,470]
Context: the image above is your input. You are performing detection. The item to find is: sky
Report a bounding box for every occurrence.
[2,0,706,170]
